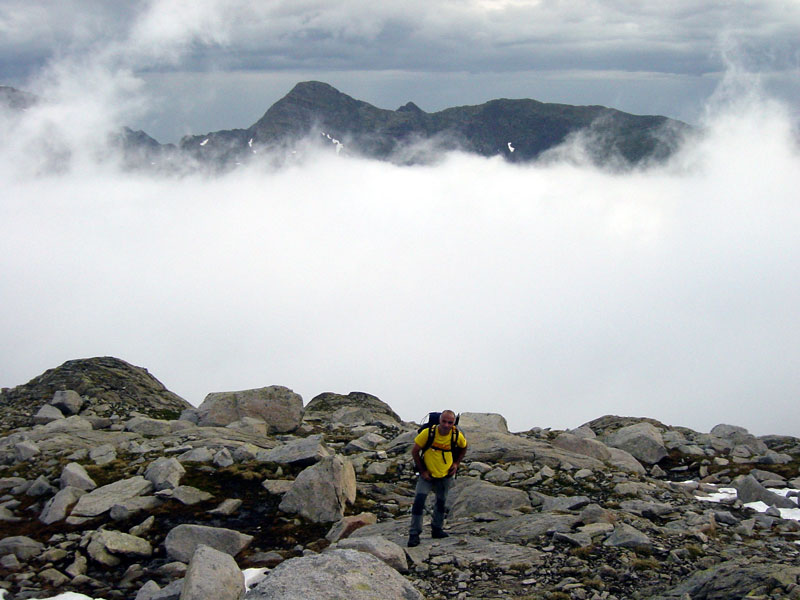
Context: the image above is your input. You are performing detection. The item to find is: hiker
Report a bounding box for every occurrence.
[408,409,467,547]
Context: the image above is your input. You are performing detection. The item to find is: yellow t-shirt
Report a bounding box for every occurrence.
[415,426,467,479]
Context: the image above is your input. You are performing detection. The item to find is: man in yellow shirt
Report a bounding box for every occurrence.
[408,410,468,547]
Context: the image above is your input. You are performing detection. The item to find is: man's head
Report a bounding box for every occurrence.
[438,410,456,435]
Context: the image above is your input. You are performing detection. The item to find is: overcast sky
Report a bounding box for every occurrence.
[2,1,799,142]
[1,1,800,437]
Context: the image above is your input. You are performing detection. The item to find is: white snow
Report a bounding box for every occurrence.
[507,142,515,152]
[199,138,209,146]
[248,138,253,147]
[694,484,800,521]
[244,567,268,590]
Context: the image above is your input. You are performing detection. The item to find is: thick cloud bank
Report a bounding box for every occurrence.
[2,74,799,436]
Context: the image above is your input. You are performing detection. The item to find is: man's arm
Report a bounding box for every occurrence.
[412,443,431,481]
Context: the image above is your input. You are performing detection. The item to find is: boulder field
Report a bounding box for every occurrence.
[1,357,800,599]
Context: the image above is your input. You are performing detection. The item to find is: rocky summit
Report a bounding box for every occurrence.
[1,357,800,600]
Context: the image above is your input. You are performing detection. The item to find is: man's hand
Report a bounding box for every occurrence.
[420,470,432,481]
[448,462,459,476]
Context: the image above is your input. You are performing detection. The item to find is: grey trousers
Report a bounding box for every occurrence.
[409,475,453,535]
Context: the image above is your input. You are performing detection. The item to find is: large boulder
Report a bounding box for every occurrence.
[86,530,153,567]
[244,548,423,600]
[33,404,65,424]
[733,474,797,509]
[458,412,509,433]
[145,457,186,491]
[126,416,173,436]
[256,435,332,467]
[303,392,402,425]
[448,479,531,518]
[333,535,408,573]
[552,432,612,461]
[164,524,253,563]
[40,415,94,434]
[40,486,87,524]
[60,462,97,491]
[195,386,303,432]
[0,536,44,560]
[602,422,668,465]
[466,432,604,470]
[710,423,769,455]
[279,455,356,522]
[181,544,245,600]
[51,390,84,415]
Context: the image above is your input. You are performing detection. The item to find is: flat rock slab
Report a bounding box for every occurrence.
[71,476,154,517]
[351,519,544,569]
[244,548,422,600]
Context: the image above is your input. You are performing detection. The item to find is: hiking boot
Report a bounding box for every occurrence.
[407,533,420,547]
[431,527,449,539]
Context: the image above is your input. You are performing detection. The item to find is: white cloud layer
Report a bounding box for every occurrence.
[1,62,799,436]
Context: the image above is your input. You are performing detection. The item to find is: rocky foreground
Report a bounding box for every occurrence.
[1,357,800,600]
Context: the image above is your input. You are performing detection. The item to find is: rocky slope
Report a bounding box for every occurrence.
[1,357,799,600]
[0,357,192,433]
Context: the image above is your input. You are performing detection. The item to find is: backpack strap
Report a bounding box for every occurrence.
[420,423,437,455]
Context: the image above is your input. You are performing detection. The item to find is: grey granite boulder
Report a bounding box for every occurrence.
[256,435,331,467]
[333,535,408,573]
[14,440,40,461]
[70,476,155,518]
[164,524,253,563]
[344,432,387,453]
[244,548,422,600]
[60,462,97,491]
[458,412,509,433]
[196,386,303,432]
[0,535,44,560]
[41,415,93,433]
[226,417,268,436]
[181,544,245,600]
[484,513,580,543]
[603,422,667,464]
[733,474,797,509]
[604,523,652,551]
[606,447,647,475]
[710,423,769,454]
[145,457,185,491]
[303,391,402,425]
[87,529,153,566]
[40,486,87,524]
[126,416,173,436]
[279,455,356,522]
[552,432,612,461]
[89,443,117,465]
[51,390,84,415]
[448,479,531,518]
[33,404,65,424]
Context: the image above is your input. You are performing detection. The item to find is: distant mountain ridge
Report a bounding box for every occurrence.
[2,81,690,170]
[176,81,689,168]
